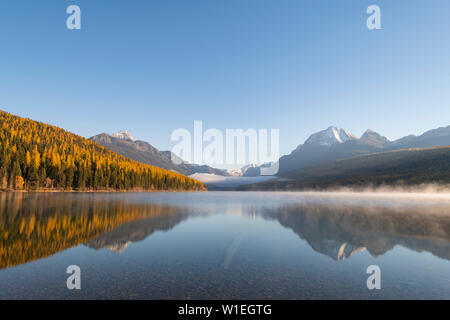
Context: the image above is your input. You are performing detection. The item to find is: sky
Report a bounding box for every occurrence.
[0,0,449,161]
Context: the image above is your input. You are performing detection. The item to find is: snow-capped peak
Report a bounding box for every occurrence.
[226,169,243,177]
[363,129,375,135]
[112,130,136,141]
[226,164,257,177]
[304,126,359,146]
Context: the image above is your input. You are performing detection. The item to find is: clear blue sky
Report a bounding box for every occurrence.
[1,0,449,157]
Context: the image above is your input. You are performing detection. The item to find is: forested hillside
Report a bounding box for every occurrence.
[239,146,450,190]
[0,110,206,191]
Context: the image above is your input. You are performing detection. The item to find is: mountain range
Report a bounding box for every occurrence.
[234,125,450,189]
[90,131,229,177]
[91,125,450,189]
[222,125,450,178]
[278,125,450,175]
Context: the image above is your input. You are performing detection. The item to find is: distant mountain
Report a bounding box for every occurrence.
[304,126,359,146]
[224,162,278,177]
[278,127,383,175]
[112,130,135,141]
[389,125,450,149]
[90,131,229,176]
[240,164,261,177]
[359,129,389,148]
[226,168,244,177]
[278,125,450,175]
[239,145,450,190]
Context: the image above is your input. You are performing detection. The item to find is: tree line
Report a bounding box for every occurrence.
[0,110,206,191]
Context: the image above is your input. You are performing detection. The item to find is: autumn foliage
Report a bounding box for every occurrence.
[0,110,206,191]
[0,193,186,269]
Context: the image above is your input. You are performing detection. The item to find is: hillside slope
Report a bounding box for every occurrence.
[0,110,205,191]
[239,146,450,190]
[90,133,229,176]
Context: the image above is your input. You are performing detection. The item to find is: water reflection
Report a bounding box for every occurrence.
[258,202,450,261]
[1,192,450,271]
[84,196,450,262]
[85,212,189,253]
[0,193,187,269]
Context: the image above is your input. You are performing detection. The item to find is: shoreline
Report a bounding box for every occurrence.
[0,189,207,193]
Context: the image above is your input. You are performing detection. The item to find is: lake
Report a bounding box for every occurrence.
[0,191,449,300]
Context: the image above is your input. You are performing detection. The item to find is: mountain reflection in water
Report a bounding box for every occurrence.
[0,193,188,270]
[1,192,450,271]
[258,203,450,261]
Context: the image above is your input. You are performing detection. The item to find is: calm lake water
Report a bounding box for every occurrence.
[0,191,449,300]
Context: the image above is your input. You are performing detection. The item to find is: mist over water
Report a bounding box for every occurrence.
[317,183,450,195]
[0,192,449,299]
